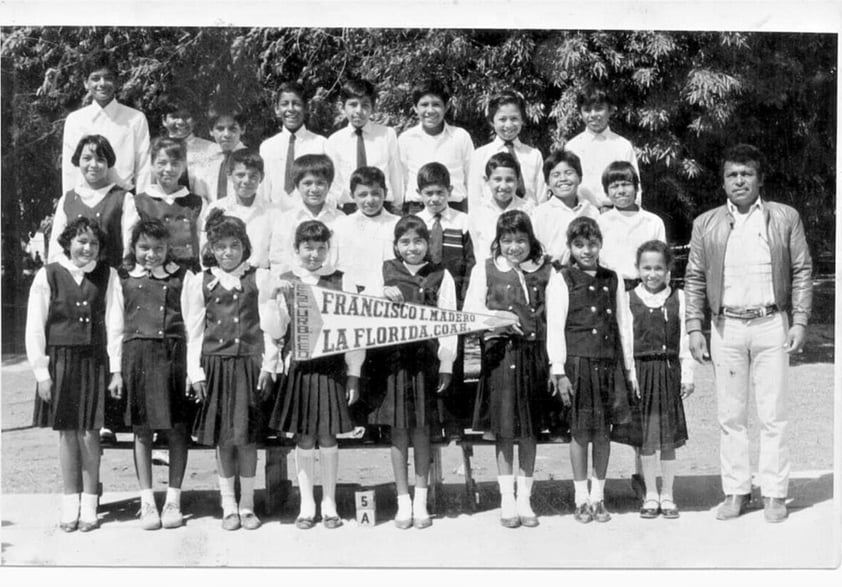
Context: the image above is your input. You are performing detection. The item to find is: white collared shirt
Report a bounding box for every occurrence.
[722,198,774,307]
[259,125,328,209]
[531,196,600,263]
[631,284,694,385]
[398,123,474,203]
[332,209,401,293]
[466,136,546,209]
[62,99,152,194]
[325,121,403,206]
[182,266,285,382]
[182,135,220,192]
[462,255,569,375]
[47,183,139,264]
[201,195,272,269]
[565,126,642,208]
[267,202,346,277]
[191,142,248,203]
[598,208,666,280]
[467,196,530,264]
[25,258,121,381]
[416,205,471,234]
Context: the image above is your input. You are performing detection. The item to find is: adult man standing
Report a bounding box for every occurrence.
[685,144,812,523]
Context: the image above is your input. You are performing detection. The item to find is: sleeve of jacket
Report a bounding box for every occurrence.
[683,215,708,334]
[788,209,813,326]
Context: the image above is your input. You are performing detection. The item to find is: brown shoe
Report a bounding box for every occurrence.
[716,494,748,520]
[763,497,788,523]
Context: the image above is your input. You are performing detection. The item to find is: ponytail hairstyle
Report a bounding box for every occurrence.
[201,208,252,267]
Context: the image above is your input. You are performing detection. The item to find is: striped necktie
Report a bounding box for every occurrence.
[504,140,526,198]
[283,133,296,194]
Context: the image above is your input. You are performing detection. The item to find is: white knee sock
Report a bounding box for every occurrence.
[516,475,536,517]
[641,454,660,502]
[319,445,339,518]
[239,476,256,514]
[396,493,412,521]
[589,477,606,503]
[574,480,589,506]
[218,476,237,517]
[295,447,316,518]
[413,486,429,520]
[61,493,80,524]
[165,487,181,507]
[660,458,676,501]
[80,493,98,524]
[498,475,516,519]
[140,489,156,507]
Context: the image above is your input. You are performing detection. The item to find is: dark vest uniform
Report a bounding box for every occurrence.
[45,262,110,347]
[382,259,444,306]
[201,268,263,357]
[560,264,619,359]
[121,266,187,341]
[134,192,203,267]
[63,187,126,268]
[629,288,681,359]
[484,258,551,342]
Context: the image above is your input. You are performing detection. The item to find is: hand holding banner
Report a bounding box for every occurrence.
[291,282,519,360]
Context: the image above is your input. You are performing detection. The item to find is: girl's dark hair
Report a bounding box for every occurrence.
[542,149,582,182]
[393,215,431,263]
[151,136,187,162]
[636,239,673,269]
[57,217,107,259]
[201,209,252,267]
[71,134,116,168]
[566,216,603,245]
[122,218,172,271]
[484,151,521,180]
[294,220,332,248]
[491,210,543,263]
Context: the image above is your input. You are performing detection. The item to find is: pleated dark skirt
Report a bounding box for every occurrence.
[611,357,688,451]
[270,354,353,437]
[122,338,193,430]
[33,345,106,431]
[567,356,626,443]
[368,341,439,430]
[472,336,549,440]
[192,354,268,446]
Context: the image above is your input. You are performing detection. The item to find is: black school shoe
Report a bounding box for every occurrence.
[573,503,593,523]
[590,501,612,523]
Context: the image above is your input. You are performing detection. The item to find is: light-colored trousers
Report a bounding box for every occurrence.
[710,312,790,498]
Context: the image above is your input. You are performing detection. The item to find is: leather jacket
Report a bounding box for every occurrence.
[684,199,813,332]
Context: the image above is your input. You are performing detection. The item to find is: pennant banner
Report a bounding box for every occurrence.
[291,282,517,360]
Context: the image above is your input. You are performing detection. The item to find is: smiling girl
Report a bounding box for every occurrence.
[463,209,565,528]
[28,217,121,532]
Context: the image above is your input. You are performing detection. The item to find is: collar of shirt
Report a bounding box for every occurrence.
[350,209,395,225]
[208,264,249,291]
[402,260,429,275]
[128,262,180,279]
[281,125,309,140]
[417,207,454,224]
[493,255,545,274]
[291,201,341,222]
[583,126,616,142]
[145,184,190,202]
[291,257,338,282]
[480,195,528,214]
[216,195,266,217]
[408,121,453,140]
[88,98,120,120]
[58,255,97,282]
[634,283,672,307]
[491,135,523,150]
[346,121,373,137]
[726,197,764,217]
[74,182,117,201]
[547,196,584,212]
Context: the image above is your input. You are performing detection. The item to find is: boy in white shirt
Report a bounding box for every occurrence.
[325,79,403,213]
[259,82,327,211]
[159,100,217,192]
[191,102,248,203]
[398,80,473,214]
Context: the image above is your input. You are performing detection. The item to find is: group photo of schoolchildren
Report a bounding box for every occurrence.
[0,26,835,567]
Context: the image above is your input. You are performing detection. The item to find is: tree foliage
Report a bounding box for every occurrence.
[1,27,836,268]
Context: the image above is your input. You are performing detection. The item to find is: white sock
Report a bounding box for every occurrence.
[80,493,98,524]
[413,487,429,520]
[140,489,156,507]
[218,476,237,517]
[660,459,676,501]
[498,475,516,519]
[165,487,181,507]
[295,447,316,518]
[641,454,659,502]
[574,480,589,506]
[516,475,536,517]
[589,477,605,503]
[239,476,256,514]
[319,445,339,518]
[396,493,412,521]
[61,493,80,524]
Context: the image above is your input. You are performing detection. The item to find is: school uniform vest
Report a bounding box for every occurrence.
[484,258,551,342]
[134,193,203,266]
[560,264,619,359]
[630,288,681,358]
[121,267,187,341]
[45,262,110,347]
[382,259,444,306]
[201,268,263,356]
[63,187,126,267]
